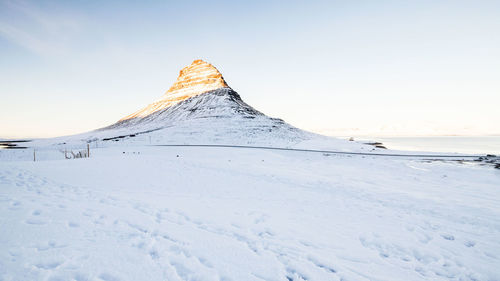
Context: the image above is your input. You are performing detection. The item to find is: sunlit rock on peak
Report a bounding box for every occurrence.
[120,59,229,121]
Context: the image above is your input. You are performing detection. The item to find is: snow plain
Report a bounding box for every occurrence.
[1,143,499,281]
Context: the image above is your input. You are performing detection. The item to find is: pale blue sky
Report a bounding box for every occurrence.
[1,0,499,138]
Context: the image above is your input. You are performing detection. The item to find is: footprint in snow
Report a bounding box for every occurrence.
[99,272,121,281]
[441,234,455,241]
[464,241,476,247]
[308,257,337,274]
[10,201,21,207]
[155,212,164,223]
[197,256,213,268]
[35,241,61,251]
[68,222,80,228]
[35,260,62,269]
[25,218,48,225]
[484,251,498,259]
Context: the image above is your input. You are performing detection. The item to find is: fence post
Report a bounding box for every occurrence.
[87,143,90,157]
[33,149,36,162]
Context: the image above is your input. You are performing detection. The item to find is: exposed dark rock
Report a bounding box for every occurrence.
[365,142,387,149]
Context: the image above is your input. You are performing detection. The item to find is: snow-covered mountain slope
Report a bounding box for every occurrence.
[109,88,262,129]
[93,87,315,147]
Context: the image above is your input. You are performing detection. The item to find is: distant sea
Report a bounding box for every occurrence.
[350,136,500,155]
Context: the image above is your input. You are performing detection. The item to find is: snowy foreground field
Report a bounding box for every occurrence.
[1,146,499,281]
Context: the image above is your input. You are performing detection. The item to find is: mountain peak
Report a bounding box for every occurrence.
[120,59,229,121]
[101,59,310,145]
[169,59,228,95]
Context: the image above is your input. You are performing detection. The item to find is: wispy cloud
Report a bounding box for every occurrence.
[0,0,86,56]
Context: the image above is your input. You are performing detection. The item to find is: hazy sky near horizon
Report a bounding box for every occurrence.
[1,0,499,138]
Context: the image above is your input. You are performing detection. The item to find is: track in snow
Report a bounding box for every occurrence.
[152,144,482,159]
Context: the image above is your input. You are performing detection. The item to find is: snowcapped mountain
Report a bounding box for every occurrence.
[102,60,288,129]
[20,59,367,151]
[90,59,314,145]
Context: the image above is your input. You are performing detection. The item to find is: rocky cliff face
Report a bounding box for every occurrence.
[120,60,229,121]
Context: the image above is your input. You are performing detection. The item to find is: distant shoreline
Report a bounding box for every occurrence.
[0,140,31,149]
[342,136,500,155]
